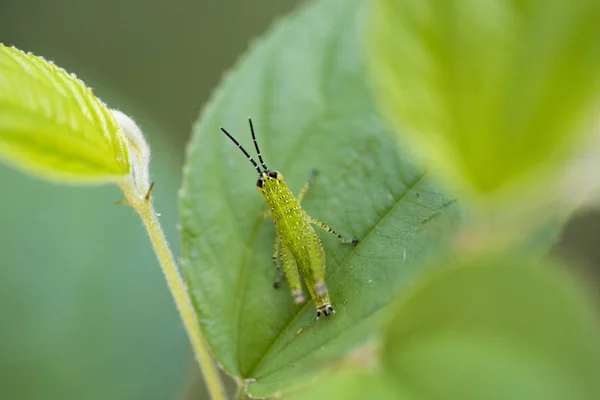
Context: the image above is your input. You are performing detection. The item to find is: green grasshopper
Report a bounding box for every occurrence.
[220,119,358,319]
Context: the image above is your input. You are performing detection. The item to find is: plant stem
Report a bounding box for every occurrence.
[235,385,250,400]
[121,183,226,400]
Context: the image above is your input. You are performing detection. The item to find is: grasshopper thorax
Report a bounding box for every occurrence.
[256,170,283,192]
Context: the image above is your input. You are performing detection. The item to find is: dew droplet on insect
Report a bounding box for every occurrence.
[368,279,373,284]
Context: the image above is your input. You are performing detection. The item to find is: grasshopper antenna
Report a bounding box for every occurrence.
[248,118,268,171]
[220,127,262,174]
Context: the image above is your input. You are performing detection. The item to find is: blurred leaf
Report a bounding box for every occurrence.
[369,0,600,198]
[289,367,402,400]
[179,0,464,396]
[381,256,600,400]
[0,106,190,399]
[0,44,129,183]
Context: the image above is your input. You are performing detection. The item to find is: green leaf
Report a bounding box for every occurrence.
[0,44,129,183]
[381,256,600,400]
[288,367,402,400]
[179,0,463,396]
[369,0,600,198]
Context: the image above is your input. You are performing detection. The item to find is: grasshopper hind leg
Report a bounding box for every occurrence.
[311,280,335,319]
[280,244,306,304]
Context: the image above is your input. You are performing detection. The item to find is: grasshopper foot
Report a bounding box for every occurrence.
[316,304,335,319]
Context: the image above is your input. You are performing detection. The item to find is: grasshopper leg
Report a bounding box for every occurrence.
[280,244,305,304]
[259,210,271,219]
[299,169,359,244]
[296,168,318,205]
[308,216,359,244]
[272,237,284,288]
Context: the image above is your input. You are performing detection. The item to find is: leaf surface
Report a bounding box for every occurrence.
[179,0,463,396]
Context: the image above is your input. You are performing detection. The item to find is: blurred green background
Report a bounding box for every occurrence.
[0,0,598,399]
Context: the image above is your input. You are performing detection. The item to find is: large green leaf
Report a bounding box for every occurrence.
[369,0,600,199]
[381,257,600,400]
[179,0,463,396]
[0,44,129,183]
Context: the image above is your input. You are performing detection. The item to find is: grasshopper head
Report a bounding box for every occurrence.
[256,170,284,193]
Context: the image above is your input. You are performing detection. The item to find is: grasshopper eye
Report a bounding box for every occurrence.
[256,177,264,190]
[268,170,283,180]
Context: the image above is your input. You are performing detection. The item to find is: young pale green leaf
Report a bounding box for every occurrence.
[369,0,600,199]
[179,0,463,396]
[0,44,129,183]
[381,256,600,400]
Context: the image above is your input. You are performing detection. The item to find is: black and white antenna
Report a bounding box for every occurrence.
[220,126,262,174]
[248,118,268,171]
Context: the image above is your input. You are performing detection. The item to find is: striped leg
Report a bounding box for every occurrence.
[308,216,359,244]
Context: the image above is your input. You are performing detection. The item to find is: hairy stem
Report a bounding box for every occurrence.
[235,385,250,400]
[120,182,225,400]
